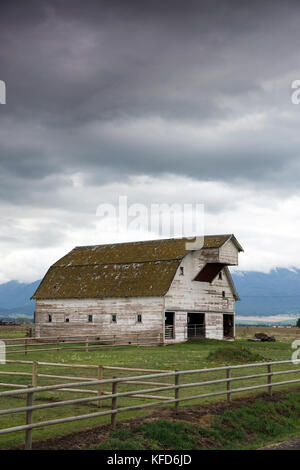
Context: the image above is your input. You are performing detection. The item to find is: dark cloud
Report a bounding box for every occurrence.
[0,2,299,162]
[1,0,300,280]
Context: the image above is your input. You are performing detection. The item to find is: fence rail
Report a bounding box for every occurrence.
[0,332,164,355]
[164,326,174,340]
[0,359,300,449]
[0,359,172,399]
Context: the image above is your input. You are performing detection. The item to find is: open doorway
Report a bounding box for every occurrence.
[165,311,175,340]
[223,314,234,339]
[187,312,205,339]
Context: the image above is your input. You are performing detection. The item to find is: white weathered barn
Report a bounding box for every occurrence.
[33,235,243,343]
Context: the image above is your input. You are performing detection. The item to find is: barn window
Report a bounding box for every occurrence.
[112,314,117,323]
[218,271,223,280]
[137,314,142,323]
[179,267,184,276]
[222,291,226,298]
[65,317,70,323]
[48,315,52,323]
[88,315,93,323]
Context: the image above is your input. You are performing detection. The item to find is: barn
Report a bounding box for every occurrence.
[33,234,243,343]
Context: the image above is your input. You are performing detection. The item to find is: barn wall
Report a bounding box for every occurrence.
[165,251,236,312]
[219,239,239,265]
[174,312,187,342]
[205,313,224,340]
[35,296,164,339]
[165,250,237,341]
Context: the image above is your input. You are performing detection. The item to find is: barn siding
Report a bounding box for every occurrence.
[219,239,239,265]
[35,296,164,339]
[164,250,237,341]
[205,313,224,340]
[165,251,235,312]
[174,312,187,342]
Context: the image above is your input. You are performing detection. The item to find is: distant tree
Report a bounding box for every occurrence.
[16,316,33,325]
[296,318,300,328]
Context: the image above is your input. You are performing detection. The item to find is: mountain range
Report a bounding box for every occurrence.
[232,268,300,316]
[0,268,300,321]
[0,280,40,319]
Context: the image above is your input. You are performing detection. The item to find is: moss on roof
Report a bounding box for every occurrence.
[53,235,239,267]
[34,261,180,299]
[33,235,242,299]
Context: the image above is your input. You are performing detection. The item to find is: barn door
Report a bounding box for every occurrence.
[223,314,234,338]
[164,311,175,340]
[187,313,205,339]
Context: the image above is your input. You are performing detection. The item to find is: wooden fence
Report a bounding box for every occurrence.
[1,332,164,355]
[0,358,300,449]
[0,325,33,332]
[0,359,172,401]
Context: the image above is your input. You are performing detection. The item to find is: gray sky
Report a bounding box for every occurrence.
[1,0,300,282]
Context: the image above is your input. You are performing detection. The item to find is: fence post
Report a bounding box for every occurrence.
[85,337,89,353]
[111,377,118,428]
[113,335,116,346]
[137,334,140,347]
[226,367,231,401]
[160,333,164,346]
[175,370,180,415]
[24,339,28,356]
[32,361,38,387]
[25,389,34,450]
[267,363,272,396]
[97,365,103,407]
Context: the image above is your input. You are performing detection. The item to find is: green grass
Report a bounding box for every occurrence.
[91,391,300,450]
[92,421,196,451]
[0,330,299,449]
[207,345,267,364]
[0,328,27,339]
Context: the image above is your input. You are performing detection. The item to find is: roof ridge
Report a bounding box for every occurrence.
[73,234,233,250]
[53,259,181,268]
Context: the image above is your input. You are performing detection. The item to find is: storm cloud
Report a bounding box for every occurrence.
[1,0,300,282]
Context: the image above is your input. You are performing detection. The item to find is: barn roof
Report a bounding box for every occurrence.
[33,234,243,300]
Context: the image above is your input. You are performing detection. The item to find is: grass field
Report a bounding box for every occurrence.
[0,326,300,449]
[236,325,300,341]
[0,327,29,339]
